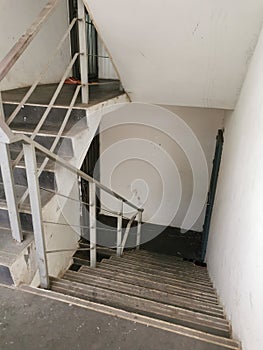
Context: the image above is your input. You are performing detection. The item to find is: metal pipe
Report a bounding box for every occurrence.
[6,17,78,126]
[23,143,49,289]
[0,0,61,82]
[89,182,97,267]
[13,53,80,167]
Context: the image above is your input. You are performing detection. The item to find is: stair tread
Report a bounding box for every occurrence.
[63,270,224,317]
[0,183,54,209]
[110,255,211,281]
[130,249,199,265]
[79,265,219,304]
[124,251,209,274]
[100,259,216,293]
[4,102,87,136]
[51,277,230,338]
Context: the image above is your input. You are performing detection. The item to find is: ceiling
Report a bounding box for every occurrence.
[84,0,263,109]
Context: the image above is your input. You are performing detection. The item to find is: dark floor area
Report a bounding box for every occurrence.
[0,284,212,350]
[82,214,202,261]
[140,223,202,260]
[2,80,122,108]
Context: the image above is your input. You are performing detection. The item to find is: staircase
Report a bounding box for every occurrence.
[49,249,241,350]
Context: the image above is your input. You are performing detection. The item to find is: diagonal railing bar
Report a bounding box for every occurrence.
[18,84,81,207]
[0,0,61,82]
[16,134,143,211]
[13,52,80,167]
[6,17,78,126]
[120,213,138,255]
[0,0,142,282]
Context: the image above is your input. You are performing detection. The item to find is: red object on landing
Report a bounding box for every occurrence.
[65,77,81,85]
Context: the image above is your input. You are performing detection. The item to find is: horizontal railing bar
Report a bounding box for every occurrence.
[43,220,122,233]
[88,54,109,59]
[6,17,78,126]
[46,245,116,254]
[0,0,61,82]
[13,53,80,169]
[17,84,81,207]
[39,185,91,207]
[100,207,136,221]
[46,248,90,254]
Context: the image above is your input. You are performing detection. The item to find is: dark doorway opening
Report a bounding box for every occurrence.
[68,0,98,81]
[80,127,100,218]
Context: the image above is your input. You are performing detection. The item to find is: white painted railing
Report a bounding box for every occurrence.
[0,0,143,288]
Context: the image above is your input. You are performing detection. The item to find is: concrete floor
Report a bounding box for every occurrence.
[0,284,226,350]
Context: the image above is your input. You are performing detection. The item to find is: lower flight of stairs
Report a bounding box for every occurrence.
[49,249,241,350]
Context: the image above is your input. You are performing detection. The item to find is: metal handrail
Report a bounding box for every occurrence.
[6,17,78,126]
[0,0,61,82]
[0,0,143,290]
[11,134,143,212]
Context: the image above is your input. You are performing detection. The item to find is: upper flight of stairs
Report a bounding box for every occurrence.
[50,249,241,350]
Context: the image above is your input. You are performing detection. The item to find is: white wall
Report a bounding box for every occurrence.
[84,0,263,109]
[206,27,263,350]
[0,0,71,91]
[99,103,224,232]
[98,38,118,80]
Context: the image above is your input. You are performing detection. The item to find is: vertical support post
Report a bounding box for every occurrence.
[0,143,23,242]
[23,143,49,289]
[136,210,142,249]
[116,200,123,257]
[89,181,96,267]
[0,92,5,122]
[77,0,89,104]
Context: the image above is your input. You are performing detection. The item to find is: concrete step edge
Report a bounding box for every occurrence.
[20,285,241,350]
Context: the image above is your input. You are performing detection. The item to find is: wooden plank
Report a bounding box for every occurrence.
[124,250,209,273]
[63,270,224,318]
[101,259,215,290]
[0,0,61,81]
[96,262,217,296]
[113,255,211,280]
[21,285,241,350]
[51,278,230,337]
[80,265,219,304]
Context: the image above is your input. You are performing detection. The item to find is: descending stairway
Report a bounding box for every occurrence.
[50,249,241,350]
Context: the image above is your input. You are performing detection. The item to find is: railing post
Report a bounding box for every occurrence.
[89,182,96,267]
[136,210,143,249]
[78,0,89,104]
[116,200,123,257]
[23,143,49,289]
[0,143,23,242]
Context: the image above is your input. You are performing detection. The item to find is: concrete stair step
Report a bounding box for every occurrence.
[111,254,211,282]
[4,103,87,136]
[0,206,32,232]
[129,249,200,265]
[0,183,53,209]
[50,277,230,338]
[0,165,56,190]
[21,285,241,350]
[12,131,73,159]
[79,242,115,259]
[0,183,55,232]
[79,265,219,305]
[124,250,209,276]
[63,270,224,318]
[100,258,215,293]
